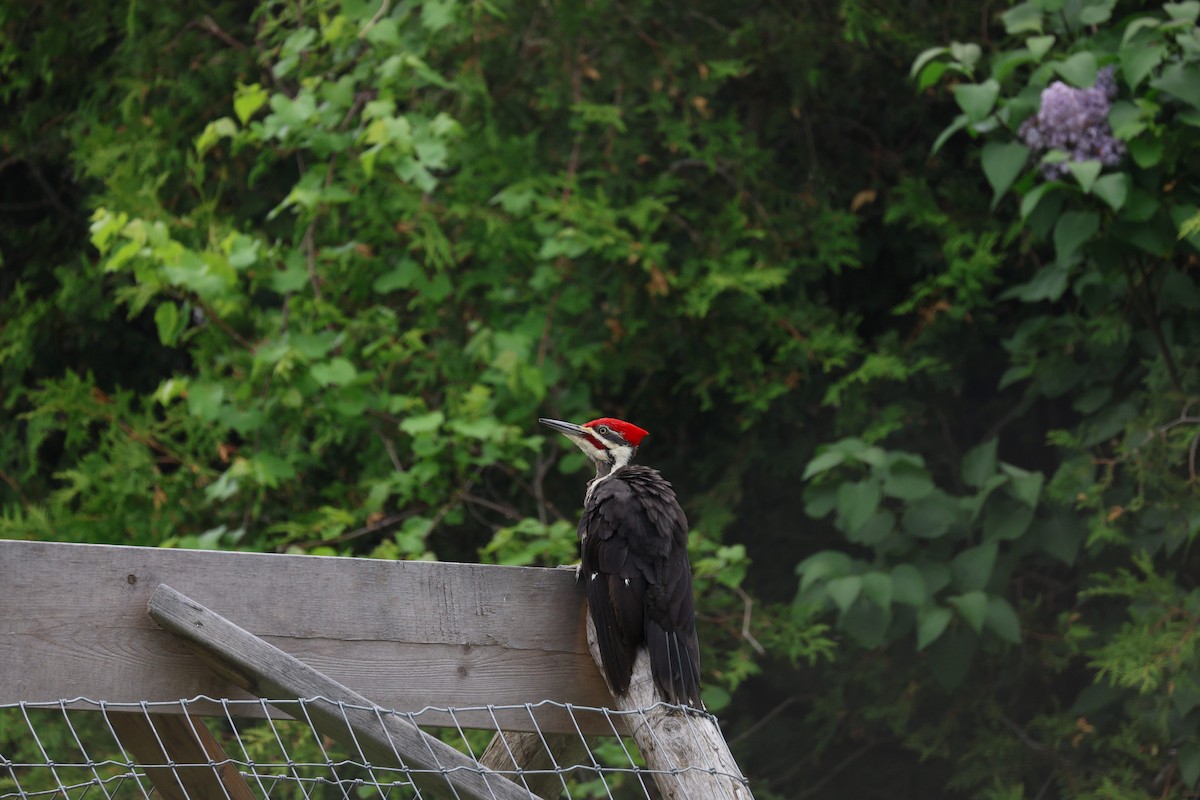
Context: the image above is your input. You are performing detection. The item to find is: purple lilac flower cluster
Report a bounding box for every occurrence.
[1018,67,1125,179]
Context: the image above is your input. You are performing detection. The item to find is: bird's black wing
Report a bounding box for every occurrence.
[579,477,646,696]
[630,468,702,707]
[580,469,702,707]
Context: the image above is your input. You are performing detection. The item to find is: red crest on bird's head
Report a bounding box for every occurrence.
[584,417,649,447]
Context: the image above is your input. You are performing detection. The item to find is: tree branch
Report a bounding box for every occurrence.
[1125,261,1184,393]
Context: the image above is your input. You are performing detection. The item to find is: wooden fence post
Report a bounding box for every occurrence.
[480,731,589,798]
[586,616,754,800]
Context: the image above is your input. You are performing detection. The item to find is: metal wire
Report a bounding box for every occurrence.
[0,698,748,800]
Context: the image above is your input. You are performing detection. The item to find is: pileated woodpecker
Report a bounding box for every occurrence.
[539,416,702,707]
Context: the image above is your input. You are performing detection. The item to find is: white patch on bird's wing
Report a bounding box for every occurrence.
[624,578,630,587]
[591,572,598,581]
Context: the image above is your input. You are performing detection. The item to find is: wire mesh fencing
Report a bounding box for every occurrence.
[0,697,748,800]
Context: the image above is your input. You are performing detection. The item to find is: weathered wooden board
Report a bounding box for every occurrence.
[0,539,614,733]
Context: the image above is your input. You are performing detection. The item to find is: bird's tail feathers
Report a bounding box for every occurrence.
[646,621,702,709]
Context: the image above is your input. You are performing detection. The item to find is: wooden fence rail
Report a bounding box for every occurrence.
[0,539,613,733]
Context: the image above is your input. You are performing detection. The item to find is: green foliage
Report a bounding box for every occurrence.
[7,0,1200,796]
[798,436,1040,659]
[792,3,1200,797]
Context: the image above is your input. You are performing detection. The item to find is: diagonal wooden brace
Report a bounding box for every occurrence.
[147,584,543,800]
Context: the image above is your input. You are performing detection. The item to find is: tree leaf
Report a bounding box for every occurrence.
[1019,181,1062,220]
[1001,3,1043,34]
[1161,270,1200,310]
[1129,136,1164,168]
[421,0,456,31]
[284,334,333,364]
[846,510,895,546]
[986,595,1022,643]
[841,600,890,648]
[1119,188,1159,223]
[400,410,445,435]
[891,564,927,607]
[154,302,181,346]
[1078,1,1113,25]
[796,550,854,591]
[1091,173,1129,211]
[983,495,1036,541]
[1109,100,1147,140]
[951,541,998,591]
[1010,262,1070,302]
[992,49,1036,84]
[187,382,225,422]
[1180,742,1200,788]
[918,561,952,595]
[861,572,893,609]
[965,473,1010,523]
[948,591,988,634]
[917,605,953,650]
[1123,17,1161,46]
[234,83,270,124]
[803,483,839,518]
[701,685,731,713]
[1152,63,1200,109]
[837,480,882,535]
[272,251,309,293]
[1165,1,1200,22]
[373,259,422,293]
[961,439,999,488]
[802,449,847,480]
[902,490,959,538]
[883,459,935,501]
[363,18,400,46]
[826,575,862,614]
[909,46,948,78]
[1119,39,1164,89]
[1067,160,1102,193]
[1053,210,1100,264]
[249,452,296,488]
[932,114,969,154]
[981,142,1030,208]
[1025,35,1055,61]
[310,358,358,387]
[1001,463,1044,506]
[916,61,949,93]
[948,41,981,69]
[953,80,1000,122]
[195,117,237,156]
[1054,52,1098,87]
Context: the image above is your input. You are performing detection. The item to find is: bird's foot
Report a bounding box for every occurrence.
[556,562,583,580]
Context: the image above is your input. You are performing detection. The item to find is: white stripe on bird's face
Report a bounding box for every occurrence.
[567,432,633,471]
[568,433,608,463]
[606,443,634,470]
[583,443,634,504]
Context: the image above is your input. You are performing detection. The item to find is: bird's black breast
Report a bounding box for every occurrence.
[578,466,701,706]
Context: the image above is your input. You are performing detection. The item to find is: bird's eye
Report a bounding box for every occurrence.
[597,425,610,434]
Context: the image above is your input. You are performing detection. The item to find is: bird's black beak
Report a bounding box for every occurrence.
[538,417,588,438]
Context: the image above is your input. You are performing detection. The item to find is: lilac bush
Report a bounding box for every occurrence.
[1018,66,1125,178]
